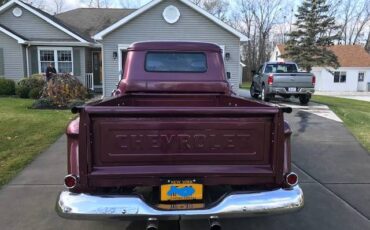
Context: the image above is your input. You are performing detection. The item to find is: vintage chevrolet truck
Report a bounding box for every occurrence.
[56,41,303,229]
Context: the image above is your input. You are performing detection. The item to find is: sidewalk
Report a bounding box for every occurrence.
[315,91,370,102]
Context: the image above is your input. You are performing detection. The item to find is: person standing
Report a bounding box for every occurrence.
[45,63,57,81]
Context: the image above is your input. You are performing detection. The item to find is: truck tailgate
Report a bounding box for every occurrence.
[272,73,313,88]
[78,96,285,188]
[93,117,270,165]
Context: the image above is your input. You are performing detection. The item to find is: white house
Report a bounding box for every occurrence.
[271,45,370,92]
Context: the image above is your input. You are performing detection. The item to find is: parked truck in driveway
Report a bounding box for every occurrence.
[250,62,315,105]
[56,42,304,229]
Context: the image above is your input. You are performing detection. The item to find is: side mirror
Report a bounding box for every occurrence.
[251,70,256,75]
[226,72,231,80]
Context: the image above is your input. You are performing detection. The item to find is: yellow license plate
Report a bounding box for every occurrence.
[160,180,203,202]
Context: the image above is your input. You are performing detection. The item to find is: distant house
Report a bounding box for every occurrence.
[271,45,370,92]
[0,0,248,96]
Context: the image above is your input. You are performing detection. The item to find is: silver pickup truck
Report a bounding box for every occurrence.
[250,62,315,105]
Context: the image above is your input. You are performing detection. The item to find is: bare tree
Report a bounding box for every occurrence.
[203,0,229,21]
[365,31,370,52]
[231,0,289,81]
[119,0,150,8]
[191,0,202,6]
[336,0,370,44]
[23,0,45,9]
[190,0,230,21]
[53,0,65,14]
[83,0,111,8]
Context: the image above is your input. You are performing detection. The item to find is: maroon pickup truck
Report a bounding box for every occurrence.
[56,42,303,228]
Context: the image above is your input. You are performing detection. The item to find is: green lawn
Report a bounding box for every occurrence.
[240,81,252,90]
[312,95,370,152]
[0,98,74,187]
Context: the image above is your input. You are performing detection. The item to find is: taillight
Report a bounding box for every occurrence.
[312,75,316,86]
[267,75,274,85]
[285,172,298,187]
[64,174,77,189]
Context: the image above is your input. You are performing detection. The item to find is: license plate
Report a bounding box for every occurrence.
[157,203,205,210]
[288,87,297,92]
[160,179,203,202]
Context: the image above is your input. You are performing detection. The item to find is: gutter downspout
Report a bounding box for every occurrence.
[101,43,105,99]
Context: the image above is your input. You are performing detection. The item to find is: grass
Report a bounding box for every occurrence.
[0,98,74,187]
[312,95,370,152]
[240,81,252,90]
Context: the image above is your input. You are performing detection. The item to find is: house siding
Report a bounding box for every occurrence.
[102,0,241,96]
[312,67,370,92]
[0,32,24,80]
[0,6,76,41]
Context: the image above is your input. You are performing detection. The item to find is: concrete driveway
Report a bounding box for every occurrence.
[0,93,370,229]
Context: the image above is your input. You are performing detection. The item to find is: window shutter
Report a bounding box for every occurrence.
[30,46,39,74]
[0,48,4,76]
[73,48,81,76]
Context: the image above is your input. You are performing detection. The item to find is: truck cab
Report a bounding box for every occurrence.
[113,42,232,96]
[56,42,303,228]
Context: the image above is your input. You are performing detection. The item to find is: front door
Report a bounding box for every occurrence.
[92,51,102,86]
[357,72,366,91]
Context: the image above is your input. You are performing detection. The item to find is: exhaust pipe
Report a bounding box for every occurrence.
[209,216,221,230]
[146,218,158,230]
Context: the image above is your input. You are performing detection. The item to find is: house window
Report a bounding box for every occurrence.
[38,47,73,74]
[358,72,365,82]
[334,71,346,83]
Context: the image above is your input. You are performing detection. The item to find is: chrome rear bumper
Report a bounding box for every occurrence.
[269,87,315,95]
[56,185,304,220]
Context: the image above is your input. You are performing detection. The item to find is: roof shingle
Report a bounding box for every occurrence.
[21,1,92,42]
[277,45,370,67]
[55,8,136,39]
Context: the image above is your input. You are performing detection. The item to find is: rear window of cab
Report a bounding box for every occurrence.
[145,52,207,73]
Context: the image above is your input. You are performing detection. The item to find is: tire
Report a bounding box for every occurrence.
[261,85,270,102]
[299,95,310,105]
[250,83,259,99]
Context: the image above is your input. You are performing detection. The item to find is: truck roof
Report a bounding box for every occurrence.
[128,41,222,52]
[265,61,297,65]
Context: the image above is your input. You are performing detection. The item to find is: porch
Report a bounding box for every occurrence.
[84,48,103,94]
[84,47,128,95]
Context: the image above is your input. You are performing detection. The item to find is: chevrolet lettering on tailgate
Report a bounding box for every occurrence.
[115,133,252,152]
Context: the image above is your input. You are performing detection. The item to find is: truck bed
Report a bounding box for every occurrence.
[77,94,286,190]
